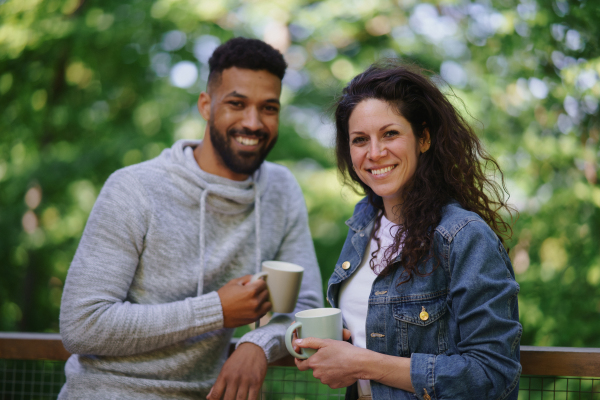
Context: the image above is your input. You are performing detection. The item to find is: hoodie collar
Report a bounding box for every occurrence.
[162,139,270,214]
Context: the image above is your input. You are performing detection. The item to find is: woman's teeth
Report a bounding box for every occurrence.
[235,136,259,146]
[371,165,396,175]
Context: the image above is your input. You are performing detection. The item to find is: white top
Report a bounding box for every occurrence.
[339,215,402,396]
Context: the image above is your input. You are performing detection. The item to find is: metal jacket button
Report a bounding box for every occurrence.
[420,306,429,321]
[342,261,351,270]
[423,388,431,400]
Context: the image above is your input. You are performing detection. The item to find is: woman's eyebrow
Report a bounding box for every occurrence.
[378,123,398,131]
[350,122,399,136]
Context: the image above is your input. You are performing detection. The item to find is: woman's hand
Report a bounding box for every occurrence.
[291,328,352,354]
[293,330,366,389]
[293,328,414,393]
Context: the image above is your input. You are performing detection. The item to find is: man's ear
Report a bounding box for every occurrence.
[197,92,211,121]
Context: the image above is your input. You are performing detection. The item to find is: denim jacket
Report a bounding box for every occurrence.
[327,198,522,400]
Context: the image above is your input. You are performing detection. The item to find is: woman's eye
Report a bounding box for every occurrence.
[351,137,367,145]
[384,130,399,137]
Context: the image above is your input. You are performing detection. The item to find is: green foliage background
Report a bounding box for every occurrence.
[1,0,599,347]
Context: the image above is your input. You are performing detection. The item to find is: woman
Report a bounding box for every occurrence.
[294,62,522,400]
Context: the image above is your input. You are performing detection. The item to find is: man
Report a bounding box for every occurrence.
[59,37,323,399]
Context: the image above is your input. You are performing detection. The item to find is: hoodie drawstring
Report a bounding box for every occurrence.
[254,178,261,275]
[197,188,210,296]
[196,175,262,296]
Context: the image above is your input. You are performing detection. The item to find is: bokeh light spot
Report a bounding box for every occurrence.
[170,61,198,88]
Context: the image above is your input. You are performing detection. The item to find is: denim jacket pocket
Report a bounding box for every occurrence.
[392,292,449,357]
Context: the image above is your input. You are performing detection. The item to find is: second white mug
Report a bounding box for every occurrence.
[251,261,304,313]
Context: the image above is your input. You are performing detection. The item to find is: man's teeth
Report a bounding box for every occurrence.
[235,136,259,146]
[371,166,395,175]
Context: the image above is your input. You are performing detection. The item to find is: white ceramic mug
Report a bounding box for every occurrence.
[251,261,304,313]
[285,308,343,359]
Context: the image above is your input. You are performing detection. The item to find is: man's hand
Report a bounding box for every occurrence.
[207,343,268,400]
[217,275,271,328]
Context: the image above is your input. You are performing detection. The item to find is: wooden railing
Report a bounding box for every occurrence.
[1,332,600,375]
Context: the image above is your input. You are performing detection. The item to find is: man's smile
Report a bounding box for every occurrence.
[234,136,260,146]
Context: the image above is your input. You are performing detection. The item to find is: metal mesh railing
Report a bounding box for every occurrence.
[2,360,600,400]
[518,376,600,399]
[0,360,66,400]
[262,367,345,399]
[0,362,344,400]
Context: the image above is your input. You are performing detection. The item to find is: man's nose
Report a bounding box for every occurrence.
[241,107,264,132]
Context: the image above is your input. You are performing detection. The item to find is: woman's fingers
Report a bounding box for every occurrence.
[294,357,310,371]
[342,329,352,341]
[295,337,326,350]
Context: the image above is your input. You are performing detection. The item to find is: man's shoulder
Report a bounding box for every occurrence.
[261,161,299,190]
[260,162,305,209]
[262,161,295,180]
[109,157,168,185]
[100,157,170,204]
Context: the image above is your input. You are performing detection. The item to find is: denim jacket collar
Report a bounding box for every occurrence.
[345,197,378,233]
[345,197,461,233]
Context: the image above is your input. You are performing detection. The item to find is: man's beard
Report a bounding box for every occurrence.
[209,121,277,176]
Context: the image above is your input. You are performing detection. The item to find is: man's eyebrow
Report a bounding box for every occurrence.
[225,91,247,98]
[224,91,280,105]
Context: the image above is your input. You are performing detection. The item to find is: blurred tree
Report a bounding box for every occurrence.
[0,0,599,347]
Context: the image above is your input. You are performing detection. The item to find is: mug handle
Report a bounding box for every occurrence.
[250,271,268,283]
[285,321,307,359]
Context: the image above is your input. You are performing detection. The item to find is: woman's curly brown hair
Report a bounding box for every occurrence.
[334,60,515,283]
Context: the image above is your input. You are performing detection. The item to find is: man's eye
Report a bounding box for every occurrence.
[265,105,279,112]
[228,101,243,107]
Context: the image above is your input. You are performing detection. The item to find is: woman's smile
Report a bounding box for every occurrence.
[368,164,397,177]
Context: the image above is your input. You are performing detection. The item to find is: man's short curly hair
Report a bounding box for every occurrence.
[207,37,287,90]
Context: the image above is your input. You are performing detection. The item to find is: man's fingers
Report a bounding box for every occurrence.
[246,279,268,295]
[222,382,238,400]
[238,275,253,285]
[207,376,227,400]
[257,286,270,302]
[206,385,220,400]
[247,385,260,400]
[258,301,272,316]
[235,383,249,400]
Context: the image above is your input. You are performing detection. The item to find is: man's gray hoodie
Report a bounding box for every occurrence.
[58,139,323,399]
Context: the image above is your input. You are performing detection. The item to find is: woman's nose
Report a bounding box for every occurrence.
[368,140,387,160]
